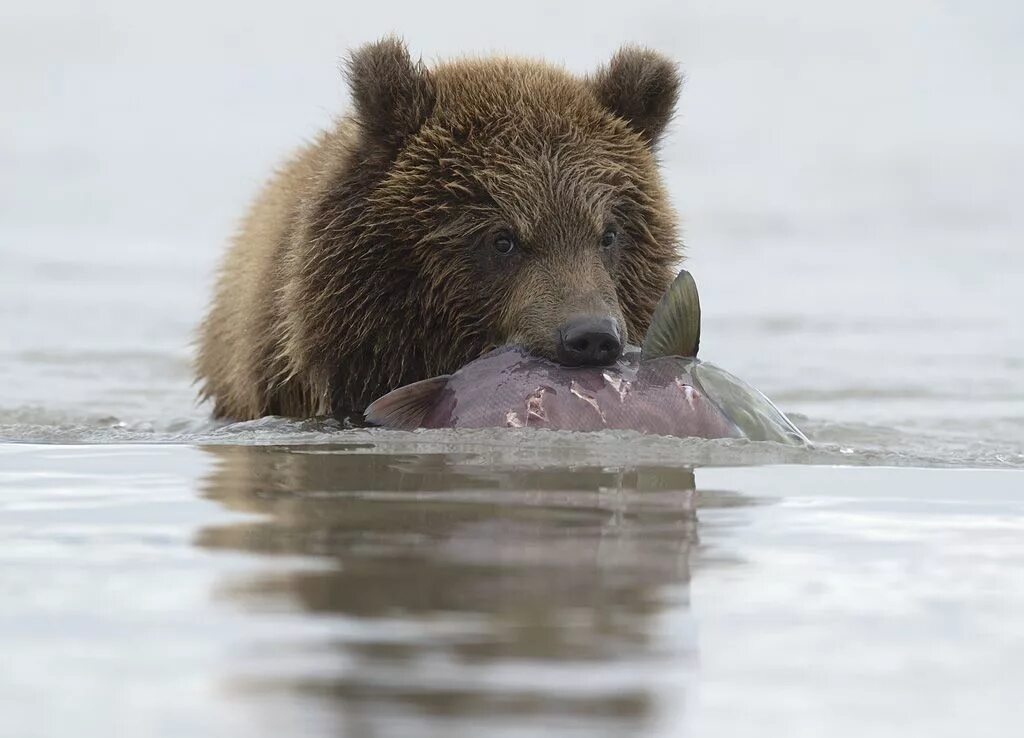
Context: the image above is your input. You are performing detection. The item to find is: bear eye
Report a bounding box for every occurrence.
[493,231,517,255]
[600,226,619,249]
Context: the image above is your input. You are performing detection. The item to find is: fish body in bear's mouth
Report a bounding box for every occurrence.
[365,271,808,444]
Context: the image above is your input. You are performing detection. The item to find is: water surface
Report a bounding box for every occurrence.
[3,444,1023,738]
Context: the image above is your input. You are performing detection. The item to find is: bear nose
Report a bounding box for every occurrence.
[556,317,623,367]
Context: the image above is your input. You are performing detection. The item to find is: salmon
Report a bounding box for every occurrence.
[365,271,808,444]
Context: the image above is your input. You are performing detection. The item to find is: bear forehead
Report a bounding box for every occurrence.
[393,134,648,242]
[432,58,618,132]
[378,60,659,241]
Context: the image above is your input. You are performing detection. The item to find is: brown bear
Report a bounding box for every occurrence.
[196,37,683,420]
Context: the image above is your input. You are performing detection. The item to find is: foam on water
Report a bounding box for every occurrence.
[2,411,1022,471]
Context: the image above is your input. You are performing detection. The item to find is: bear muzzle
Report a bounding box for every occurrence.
[555,315,623,367]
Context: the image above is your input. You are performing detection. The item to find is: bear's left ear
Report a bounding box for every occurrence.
[591,47,682,147]
[345,36,436,150]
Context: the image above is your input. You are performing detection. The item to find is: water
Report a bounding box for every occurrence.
[4,445,1024,737]
[2,0,1023,735]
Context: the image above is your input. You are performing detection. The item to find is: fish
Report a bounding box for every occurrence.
[365,270,809,444]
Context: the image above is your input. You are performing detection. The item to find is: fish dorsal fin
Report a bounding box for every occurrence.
[641,269,701,359]
[363,375,451,430]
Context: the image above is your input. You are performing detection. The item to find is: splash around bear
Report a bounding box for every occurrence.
[196,37,684,420]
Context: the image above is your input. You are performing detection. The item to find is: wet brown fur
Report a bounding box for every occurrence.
[196,38,683,419]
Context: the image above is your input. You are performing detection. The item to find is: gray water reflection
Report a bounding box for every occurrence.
[196,445,753,735]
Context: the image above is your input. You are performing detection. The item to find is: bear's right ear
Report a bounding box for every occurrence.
[345,37,435,150]
[591,46,682,148]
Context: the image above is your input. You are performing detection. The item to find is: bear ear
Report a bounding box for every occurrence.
[345,36,436,149]
[591,46,682,147]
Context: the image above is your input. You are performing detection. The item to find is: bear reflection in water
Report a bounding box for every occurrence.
[196,444,758,731]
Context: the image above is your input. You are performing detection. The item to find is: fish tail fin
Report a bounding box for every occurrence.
[641,268,701,360]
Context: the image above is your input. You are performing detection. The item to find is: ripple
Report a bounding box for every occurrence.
[2,409,1021,470]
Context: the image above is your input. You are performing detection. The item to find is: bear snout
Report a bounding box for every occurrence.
[555,316,623,367]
